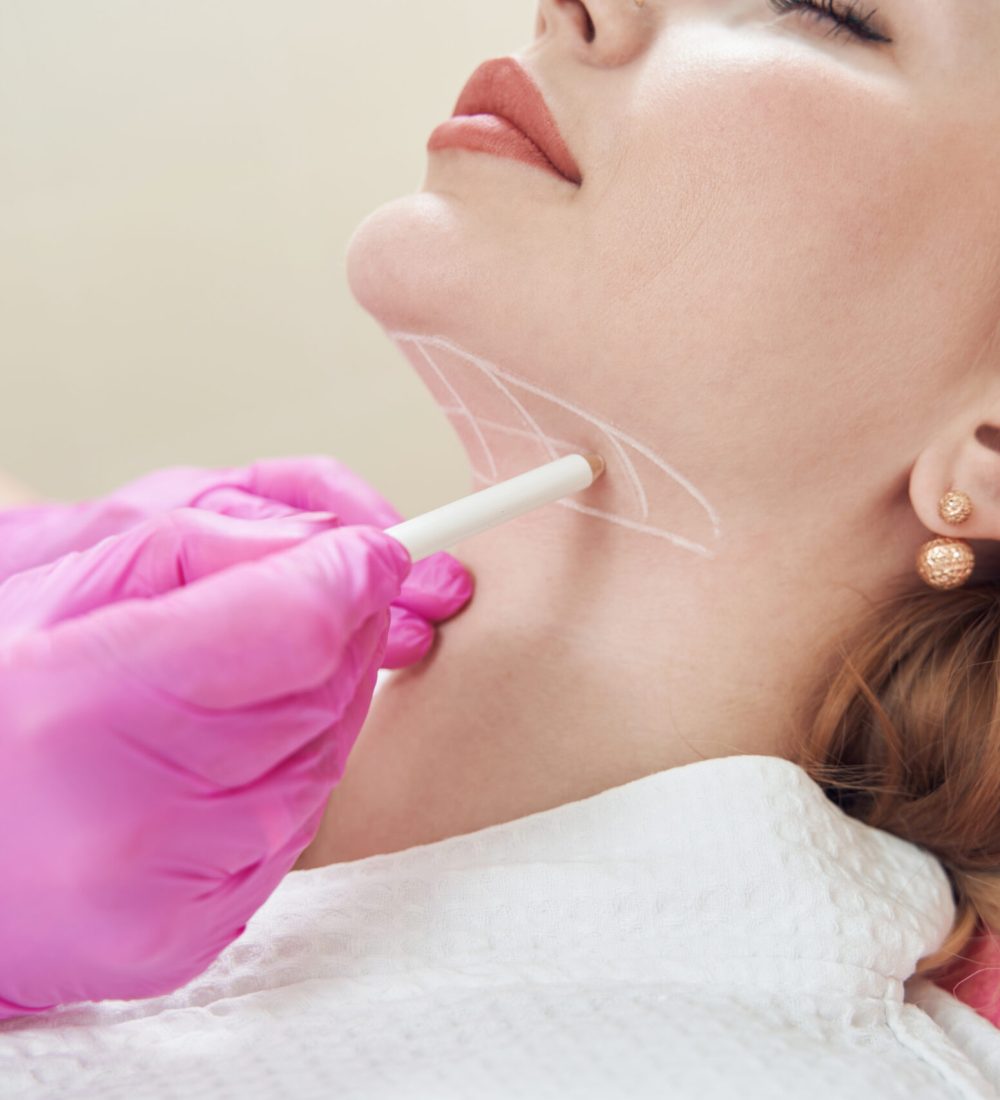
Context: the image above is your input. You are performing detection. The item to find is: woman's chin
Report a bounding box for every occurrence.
[345,191,475,335]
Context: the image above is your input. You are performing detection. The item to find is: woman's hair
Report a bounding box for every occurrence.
[794,583,1000,1019]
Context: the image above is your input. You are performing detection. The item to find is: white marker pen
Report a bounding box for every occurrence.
[385,453,605,563]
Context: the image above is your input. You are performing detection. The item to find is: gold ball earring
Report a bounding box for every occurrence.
[916,489,975,590]
[939,488,973,525]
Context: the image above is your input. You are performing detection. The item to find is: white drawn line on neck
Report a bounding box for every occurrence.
[401,334,648,521]
[488,363,650,521]
[440,409,653,525]
[469,470,718,557]
[388,331,722,559]
[414,339,498,480]
[438,406,578,454]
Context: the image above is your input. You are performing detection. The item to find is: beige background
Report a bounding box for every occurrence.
[1,2,535,515]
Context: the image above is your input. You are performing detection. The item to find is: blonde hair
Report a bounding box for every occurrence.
[794,583,1000,1013]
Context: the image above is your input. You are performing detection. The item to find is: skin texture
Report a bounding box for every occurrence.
[293,0,1000,868]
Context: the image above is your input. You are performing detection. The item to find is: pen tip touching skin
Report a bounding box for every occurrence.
[585,452,606,484]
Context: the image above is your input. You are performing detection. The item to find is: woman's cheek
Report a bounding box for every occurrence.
[659,73,921,296]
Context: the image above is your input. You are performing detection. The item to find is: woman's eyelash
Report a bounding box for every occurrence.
[766,0,893,45]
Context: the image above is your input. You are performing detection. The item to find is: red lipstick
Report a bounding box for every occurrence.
[427,57,582,187]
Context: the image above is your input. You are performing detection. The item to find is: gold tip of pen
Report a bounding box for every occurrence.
[584,453,606,483]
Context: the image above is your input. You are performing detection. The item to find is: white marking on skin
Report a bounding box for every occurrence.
[481,360,651,522]
[414,340,498,480]
[389,331,722,559]
[414,336,648,520]
[437,407,580,463]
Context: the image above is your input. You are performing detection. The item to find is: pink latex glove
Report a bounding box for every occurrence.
[0,455,469,669]
[0,507,472,1021]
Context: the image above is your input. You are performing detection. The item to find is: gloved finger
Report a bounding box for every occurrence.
[230,459,475,628]
[6,605,390,803]
[99,635,385,973]
[392,551,475,624]
[148,763,338,987]
[241,455,405,528]
[0,500,142,584]
[0,457,378,584]
[191,658,384,954]
[62,523,411,709]
[182,485,310,522]
[198,486,475,636]
[102,464,229,513]
[0,509,341,634]
[104,458,379,523]
[195,639,385,882]
[121,457,400,531]
[382,604,434,668]
[0,464,241,582]
[105,464,336,523]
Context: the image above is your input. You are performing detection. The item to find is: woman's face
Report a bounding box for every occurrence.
[347,0,1000,550]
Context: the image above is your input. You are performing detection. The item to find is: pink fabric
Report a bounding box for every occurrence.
[0,457,473,1020]
[931,919,1000,1028]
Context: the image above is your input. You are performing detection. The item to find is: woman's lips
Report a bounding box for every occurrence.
[427,115,574,185]
[426,57,582,186]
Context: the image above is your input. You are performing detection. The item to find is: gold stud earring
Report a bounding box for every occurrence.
[939,488,973,525]
[916,489,975,590]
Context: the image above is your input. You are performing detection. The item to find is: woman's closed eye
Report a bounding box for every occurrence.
[766,0,893,45]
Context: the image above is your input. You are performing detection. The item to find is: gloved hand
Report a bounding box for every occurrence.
[0,455,468,668]
[0,506,473,1021]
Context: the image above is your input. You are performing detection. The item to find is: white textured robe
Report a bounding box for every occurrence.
[3,671,999,1099]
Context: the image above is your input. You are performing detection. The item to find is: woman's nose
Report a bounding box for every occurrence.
[535,0,653,65]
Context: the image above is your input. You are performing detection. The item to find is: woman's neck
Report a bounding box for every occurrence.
[293,496,855,869]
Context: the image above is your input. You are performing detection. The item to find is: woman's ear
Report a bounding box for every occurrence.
[910,417,1000,540]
